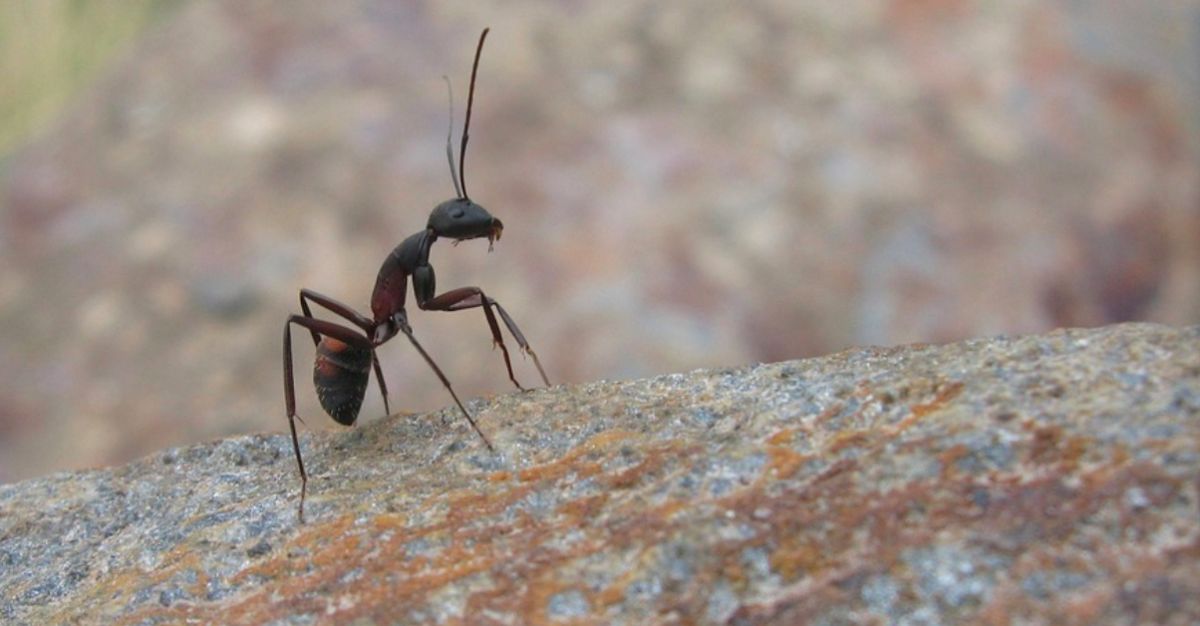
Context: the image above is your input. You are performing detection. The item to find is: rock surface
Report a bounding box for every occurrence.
[3,0,1199,482]
[2,323,1198,625]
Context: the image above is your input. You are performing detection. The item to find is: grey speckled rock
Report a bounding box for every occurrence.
[1,323,1198,625]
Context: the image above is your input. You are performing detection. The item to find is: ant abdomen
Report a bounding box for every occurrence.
[313,337,372,425]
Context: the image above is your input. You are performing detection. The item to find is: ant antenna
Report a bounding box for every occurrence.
[442,76,463,199]
[459,27,489,202]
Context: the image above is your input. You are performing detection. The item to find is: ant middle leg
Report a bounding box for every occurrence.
[391,315,494,452]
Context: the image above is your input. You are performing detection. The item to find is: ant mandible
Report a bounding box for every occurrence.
[282,28,549,522]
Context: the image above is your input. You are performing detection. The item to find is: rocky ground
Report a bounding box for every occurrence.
[1,323,1197,624]
[1,1,1198,483]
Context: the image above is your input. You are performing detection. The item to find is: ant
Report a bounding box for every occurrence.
[282,28,548,522]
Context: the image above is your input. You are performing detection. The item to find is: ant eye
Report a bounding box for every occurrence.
[450,207,465,219]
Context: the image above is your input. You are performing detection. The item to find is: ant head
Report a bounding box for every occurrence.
[428,198,503,247]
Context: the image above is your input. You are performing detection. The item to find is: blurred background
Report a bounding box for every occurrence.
[1,1,1197,483]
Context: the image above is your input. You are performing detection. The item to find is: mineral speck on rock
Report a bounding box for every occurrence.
[1,323,1198,624]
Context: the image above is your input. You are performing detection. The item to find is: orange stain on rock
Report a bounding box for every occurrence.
[911,381,964,418]
[766,444,809,480]
[86,400,1192,626]
[770,537,829,581]
[937,443,971,478]
[828,429,874,454]
[892,380,965,433]
[517,429,635,483]
[556,493,610,523]
[601,449,670,491]
[370,512,407,531]
[767,427,796,445]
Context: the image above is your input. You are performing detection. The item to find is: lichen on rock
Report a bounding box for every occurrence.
[1,323,1197,624]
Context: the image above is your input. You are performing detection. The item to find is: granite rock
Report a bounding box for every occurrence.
[2,0,1199,483]
[1,323,1198,625]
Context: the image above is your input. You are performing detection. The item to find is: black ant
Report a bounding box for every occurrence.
[282,28,548,522]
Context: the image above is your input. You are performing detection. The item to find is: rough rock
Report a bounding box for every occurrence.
[1,323,1198,625]
[3,0,1199,483]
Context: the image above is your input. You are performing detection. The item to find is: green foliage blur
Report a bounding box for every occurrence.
[0,0,180,156]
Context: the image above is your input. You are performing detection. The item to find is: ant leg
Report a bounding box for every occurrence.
[299,289,390,411]
[394,318,494,451]
[424,288,519,389]
[298,293,321,347]
[300,288,375,342]
[282,320,308,523]
[492,302,550,387]
[373,354,391,415]
[420,286,550,387]
[283,314,375,522]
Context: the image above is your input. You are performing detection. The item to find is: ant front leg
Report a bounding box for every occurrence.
[282,314,375,522]
[413,266,550,388]
[298,289,390,415]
